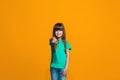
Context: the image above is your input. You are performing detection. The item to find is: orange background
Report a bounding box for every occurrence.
[0,0,120,80]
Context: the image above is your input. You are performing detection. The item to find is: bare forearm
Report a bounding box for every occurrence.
[65,50,70,69]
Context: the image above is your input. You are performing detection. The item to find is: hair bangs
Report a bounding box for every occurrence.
[55,26,64,31]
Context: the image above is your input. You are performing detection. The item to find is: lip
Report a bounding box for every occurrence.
[57,34,62,36]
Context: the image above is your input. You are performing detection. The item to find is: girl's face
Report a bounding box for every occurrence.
[55,30,63,38]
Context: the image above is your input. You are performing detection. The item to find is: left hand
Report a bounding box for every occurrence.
[62,68,68,76]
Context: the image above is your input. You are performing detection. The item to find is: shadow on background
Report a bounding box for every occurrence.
[67,70,74,80]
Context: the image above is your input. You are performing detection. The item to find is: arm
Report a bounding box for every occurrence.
[62,49,70,76]
[65,50,70,69]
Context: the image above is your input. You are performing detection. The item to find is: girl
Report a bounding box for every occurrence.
[49,22,72,80]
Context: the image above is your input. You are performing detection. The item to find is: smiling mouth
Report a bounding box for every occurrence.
[57,34,62,36]
[57,34,61,35]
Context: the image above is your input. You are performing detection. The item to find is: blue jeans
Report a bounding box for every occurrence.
[50,67,66,80]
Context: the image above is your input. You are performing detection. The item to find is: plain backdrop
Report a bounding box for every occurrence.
[0,0,120,80]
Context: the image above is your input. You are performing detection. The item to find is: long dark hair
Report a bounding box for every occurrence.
[52,22,66,53]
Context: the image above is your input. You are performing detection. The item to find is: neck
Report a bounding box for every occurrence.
[58,37,62,40]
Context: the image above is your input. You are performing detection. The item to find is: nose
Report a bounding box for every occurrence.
[56,30,61,32]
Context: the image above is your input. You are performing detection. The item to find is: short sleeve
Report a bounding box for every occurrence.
[66,40,72,50]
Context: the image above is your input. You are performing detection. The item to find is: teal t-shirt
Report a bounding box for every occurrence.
[49,38,72,69]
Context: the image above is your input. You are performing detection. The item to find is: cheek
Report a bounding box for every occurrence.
[55,31,58,36]
[55,31,57,34]
[61,31,63,35]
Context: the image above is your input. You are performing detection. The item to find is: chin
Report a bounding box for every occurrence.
[57,36,62,38]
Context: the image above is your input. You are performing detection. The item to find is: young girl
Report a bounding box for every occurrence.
[49,22,72,80]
